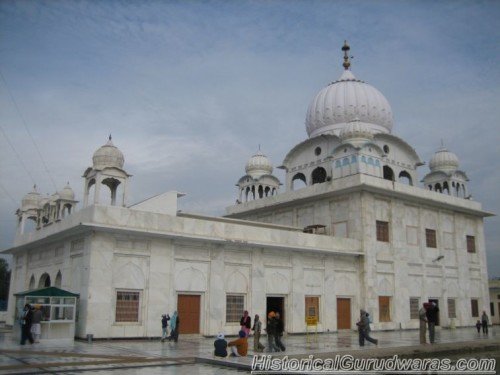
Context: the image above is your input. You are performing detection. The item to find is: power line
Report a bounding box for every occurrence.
[0,182,17,205]
[0,124,37,186]
[0,69,58,191]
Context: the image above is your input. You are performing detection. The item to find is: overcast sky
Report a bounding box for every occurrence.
[0,0,499,276]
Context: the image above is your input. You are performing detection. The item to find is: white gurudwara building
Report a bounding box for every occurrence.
[4,42,493,339]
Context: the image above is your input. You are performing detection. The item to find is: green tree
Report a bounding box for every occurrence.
[0,258,11,310]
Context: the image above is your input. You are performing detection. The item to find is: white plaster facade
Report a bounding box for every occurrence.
[489,279,500,325]
[3,43,493,339]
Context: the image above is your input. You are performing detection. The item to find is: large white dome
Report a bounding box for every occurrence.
[305,69,394,138]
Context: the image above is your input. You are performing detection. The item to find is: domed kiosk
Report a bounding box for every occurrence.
[82,136,131,207]
[236,149,280,203]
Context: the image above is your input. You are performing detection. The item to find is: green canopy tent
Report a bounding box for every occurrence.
[14,287,79,341]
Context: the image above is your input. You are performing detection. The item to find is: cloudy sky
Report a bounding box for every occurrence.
[0,0,499,275]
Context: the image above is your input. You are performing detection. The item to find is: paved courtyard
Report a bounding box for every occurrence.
[0,326,498,374]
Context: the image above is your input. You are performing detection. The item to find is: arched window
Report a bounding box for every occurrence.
[351,155,357,163]
[55,271,62,288]
[264,186,270,197]
[311,167,327,184]
[361,156,367,163]
[398,171,413,186]
[292,173,307,190]
[428,185,433,190]
[258,185,264,198]
[435,183,442,193]
[443,181,449,194]
[342,158,350,166]
[38,273,51,288]
[367,158,374,165]
[383,166,395,181]
[335,160,341,168]
[29,275,35,290]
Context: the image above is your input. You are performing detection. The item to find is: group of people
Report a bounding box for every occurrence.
[213,310,286,358]
[475,311,490,334]
[19,303,43,345]
[160,311,179,342]
[418,302,440,344]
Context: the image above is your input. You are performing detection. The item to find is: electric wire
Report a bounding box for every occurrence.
[0,69,58,191]
[0,124,37,186]
[0,182,17,205]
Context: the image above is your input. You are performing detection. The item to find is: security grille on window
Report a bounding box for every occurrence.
[376,221,389,242]
[409,298,419,319]
[448,299,456,319]
[226,295,244,323]
[115,291,140,322]
[466,235,476,253]
[425,229,437,248]
[471,299,479,317]
[379,296,391,322]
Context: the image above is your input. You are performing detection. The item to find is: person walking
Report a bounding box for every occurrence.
[20,304,34,345]
[481,311,489,334]
[419,303,428,344]
[265,311,279,352]
[252,314,265,352]
[240,310,251,337]
[167,311,179,342]
[425,302,439,344]
[161,314,170,342]
[274,312,286,351]
[31,305,43,343]
[356,309,378,346]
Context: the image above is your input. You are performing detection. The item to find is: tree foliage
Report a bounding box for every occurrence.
[0,258,11,302]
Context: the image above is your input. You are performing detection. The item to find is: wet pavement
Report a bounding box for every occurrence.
[0,326,498,374]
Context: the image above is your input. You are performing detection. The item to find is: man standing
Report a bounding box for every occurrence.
[481,311,489,334]
[426,302,439,344]
[419,303,428,344]
[20,304,34,345]
[274,312,286,351]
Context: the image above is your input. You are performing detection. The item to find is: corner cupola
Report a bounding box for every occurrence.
[422,144,469,198]
[236,148,280,203]
[83,136,131,207]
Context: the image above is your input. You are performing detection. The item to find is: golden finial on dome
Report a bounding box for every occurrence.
[342,40,351,70]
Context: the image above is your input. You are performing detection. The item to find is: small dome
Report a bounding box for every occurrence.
[305,69,393,138]
[245,150,273,179]
[92,137,124,169]
[429,146,459,172]
[21,186,41,211]
[58,182,75,200]
[339,118,374,144]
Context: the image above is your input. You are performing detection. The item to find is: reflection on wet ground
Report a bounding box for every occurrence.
[0,326,498,374]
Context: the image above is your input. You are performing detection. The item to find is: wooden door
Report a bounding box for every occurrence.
[177,294,200,334]
[336,298,351,329]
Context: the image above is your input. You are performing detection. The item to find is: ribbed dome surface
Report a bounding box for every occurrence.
[306,70,393,138]
[429,147,459,172]
[21,187,41,210]
[92,138,124,169]
[58,183,75,200]
[245,151,273,179]
[339,119,374,142]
